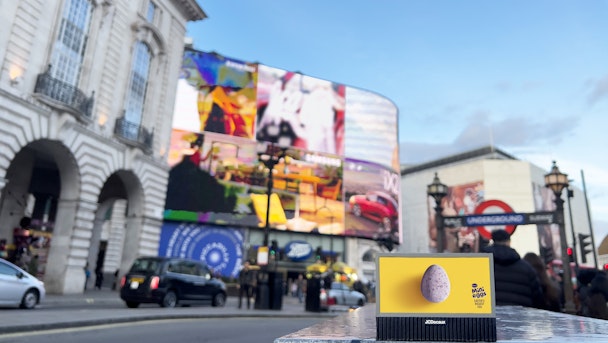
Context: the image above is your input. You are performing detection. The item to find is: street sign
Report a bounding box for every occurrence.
[443,211,555,228]
[474,200,516,240]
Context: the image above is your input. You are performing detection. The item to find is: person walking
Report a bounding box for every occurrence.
[238,260,256,309]
[523,252,562,312]
[483,229,544,308]
[296,274,306,304]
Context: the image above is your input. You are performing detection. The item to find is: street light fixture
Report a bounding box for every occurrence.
[427,173,448,253]
[254,127,290,310]
[544,161,576,314]
[256,138,290,247]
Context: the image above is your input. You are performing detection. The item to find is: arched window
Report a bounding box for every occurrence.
[123,41,151,138]
[50,0,92,85]
[362,249,378,262]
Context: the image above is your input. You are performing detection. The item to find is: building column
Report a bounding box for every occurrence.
[44,198,78,294]
[119,214,143,279]
[45,196,97,294]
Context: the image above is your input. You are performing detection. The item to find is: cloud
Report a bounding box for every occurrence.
[587,74,608,106]
[400,113,580,165]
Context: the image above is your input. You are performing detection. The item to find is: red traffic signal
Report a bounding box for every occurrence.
[566,247,574,263]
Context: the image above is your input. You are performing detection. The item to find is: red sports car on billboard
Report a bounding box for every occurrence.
[348,191,398,232]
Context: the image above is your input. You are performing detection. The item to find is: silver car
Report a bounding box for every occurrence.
[321,282,366,309]
[0,258,45,309]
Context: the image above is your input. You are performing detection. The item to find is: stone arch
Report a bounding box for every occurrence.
[85,169,144,290]
[0,139,81,292]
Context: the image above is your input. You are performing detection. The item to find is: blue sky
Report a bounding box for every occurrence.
[187,1,608,241]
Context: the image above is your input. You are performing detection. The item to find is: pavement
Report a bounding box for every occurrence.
[0,288,342,334]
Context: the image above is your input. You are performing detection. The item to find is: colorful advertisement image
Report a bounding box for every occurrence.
[376,254,495,315]
[180,49,258,138]
[256,65,345,155]
[428,181,485,253]
[164,129,347,235]
[168,48,400,243]
[533,183,560,263]
[344,159,400,243]
[158,222,245,278]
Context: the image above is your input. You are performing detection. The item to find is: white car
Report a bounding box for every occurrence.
[320,282,366,309]
[0,258,45,309]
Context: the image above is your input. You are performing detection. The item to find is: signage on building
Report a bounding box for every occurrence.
[284,241,313,261]
[158,222,244,278]
[442,199,558,240]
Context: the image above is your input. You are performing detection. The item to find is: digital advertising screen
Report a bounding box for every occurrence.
[167,49,401,244]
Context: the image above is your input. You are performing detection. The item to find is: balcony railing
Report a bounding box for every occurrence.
[114,116,153,154]
[33,65,94,122]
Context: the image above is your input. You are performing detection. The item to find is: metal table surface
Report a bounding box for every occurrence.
[275,305,608,343]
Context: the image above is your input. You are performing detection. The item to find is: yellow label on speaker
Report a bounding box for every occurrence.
[377,253,495,316]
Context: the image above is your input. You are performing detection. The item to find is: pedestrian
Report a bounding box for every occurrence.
[94,249,105,290]
[296,274,306,303]
[238,260,256,309]
[584,271,608,319]
[523,252,561,312]
[291,280,298,297]
[483,229,544,308]
[0,239,8,259]
[17,247,31,270]
[84,262,91,291]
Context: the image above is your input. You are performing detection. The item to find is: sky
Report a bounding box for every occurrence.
[186,0,608,244]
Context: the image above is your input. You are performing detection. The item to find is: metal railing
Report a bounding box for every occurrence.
[33,65,94,121]
[114,116,153,154]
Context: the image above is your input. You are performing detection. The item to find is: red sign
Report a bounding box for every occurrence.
[474,200,516,240]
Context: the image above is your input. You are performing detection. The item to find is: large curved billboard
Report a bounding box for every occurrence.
[166,49,401,244]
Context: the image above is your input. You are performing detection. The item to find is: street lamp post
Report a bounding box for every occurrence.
[427,173,448,253]
[254,138,289,310]
[544,161,576,314]
[257,141,289,247]
[566,186,579,274]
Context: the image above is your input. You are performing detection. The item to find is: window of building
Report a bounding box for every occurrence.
[362,249,378,262]
[146,1,156,23]
[50,0,92,85]
[123,41,151,138]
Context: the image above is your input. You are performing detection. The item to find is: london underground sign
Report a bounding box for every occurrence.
[473,200,516,240]
[442,200,557,240]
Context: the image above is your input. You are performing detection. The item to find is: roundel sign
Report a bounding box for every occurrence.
[474,200,516,240]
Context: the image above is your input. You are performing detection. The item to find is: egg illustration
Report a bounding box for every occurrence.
[420,264,451,303]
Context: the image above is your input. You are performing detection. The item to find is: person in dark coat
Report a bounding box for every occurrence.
[483,229,544,309]
[237,261,256,309]
[523,252,562,312]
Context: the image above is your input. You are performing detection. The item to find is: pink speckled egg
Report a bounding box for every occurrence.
[420,264,451,303]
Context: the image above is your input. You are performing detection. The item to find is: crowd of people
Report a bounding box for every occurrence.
[485,229,608,319]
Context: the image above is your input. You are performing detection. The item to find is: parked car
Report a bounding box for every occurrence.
[348,190,399,232]
[320,281,366,310]
[0,258,45,309]
[120,256,227,308]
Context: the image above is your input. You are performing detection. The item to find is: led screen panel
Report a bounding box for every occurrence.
[167,49,401,244]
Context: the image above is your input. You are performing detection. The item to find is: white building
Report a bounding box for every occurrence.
[400,146,601,269]
[0,0,206,294]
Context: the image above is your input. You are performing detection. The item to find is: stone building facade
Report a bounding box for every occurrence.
[400,146,598,268]
[0,0,205,294]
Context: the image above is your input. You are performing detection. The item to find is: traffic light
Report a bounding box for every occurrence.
[270,240,279,258]
[315,246,323,261]
[578,233,593,264]
[566,247,574,263]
